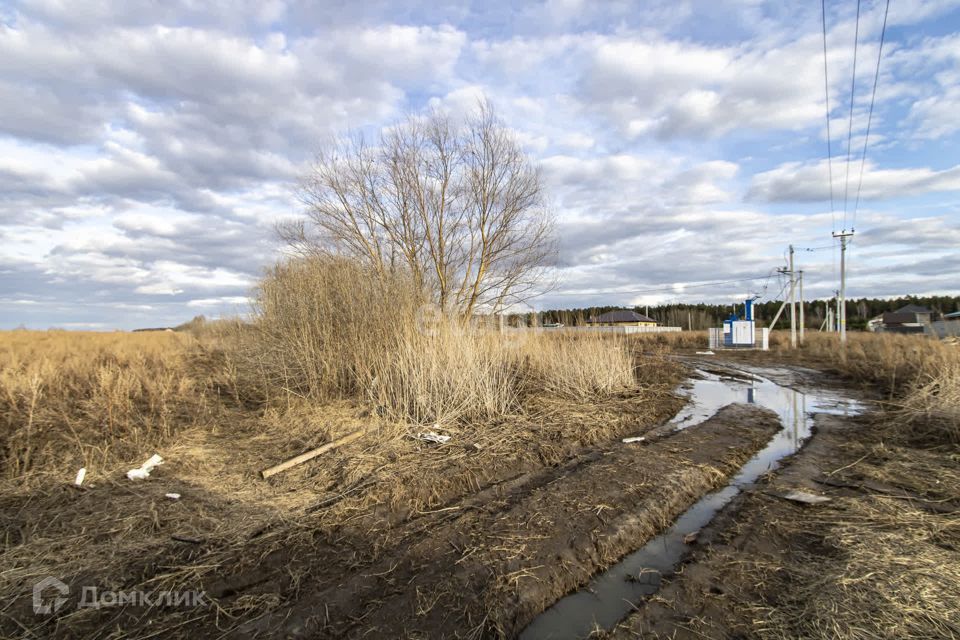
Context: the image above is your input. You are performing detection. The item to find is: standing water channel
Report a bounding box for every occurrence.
[520,366,863,640]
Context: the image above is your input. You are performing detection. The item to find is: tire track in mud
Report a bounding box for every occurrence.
[235,403,781,639]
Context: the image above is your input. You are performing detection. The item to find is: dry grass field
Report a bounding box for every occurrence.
[1,330,216,483]
[0,291,691,638]
[2,280,958,639]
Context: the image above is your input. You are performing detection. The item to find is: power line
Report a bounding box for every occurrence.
[851,0,892,231]
[821,0,836,230]
[842,0,862,229]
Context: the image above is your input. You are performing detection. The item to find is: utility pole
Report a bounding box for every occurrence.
[798,270,805,344]
[788,245,797,348]
[833,231,854,344]
[835,290,841,333]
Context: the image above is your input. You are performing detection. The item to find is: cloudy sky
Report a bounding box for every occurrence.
[2,0,960,329]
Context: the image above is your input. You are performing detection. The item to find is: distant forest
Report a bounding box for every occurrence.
[534,295,960,331]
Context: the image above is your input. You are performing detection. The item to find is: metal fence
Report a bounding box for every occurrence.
[929,320,960,338]
[708,327,770,350]
[564,325,683,334]
[502,325,682,335]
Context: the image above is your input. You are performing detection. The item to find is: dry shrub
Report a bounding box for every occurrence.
[237,256,423,401]
[524,333,636,398]
[628,330,709,350]
[370,330,636,425]
[894,354,960,444]
[369,327,519,426]
[0,331,214,481]
[238,256,638,425]
[771,331,951,394]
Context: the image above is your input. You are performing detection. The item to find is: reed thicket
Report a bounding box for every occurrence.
[237,256,638,425]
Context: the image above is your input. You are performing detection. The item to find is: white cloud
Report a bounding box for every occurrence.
[187,296,250,307]
[747,160,960,203]
[2,0,960,328]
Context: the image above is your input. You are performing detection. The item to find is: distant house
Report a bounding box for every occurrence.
[586,310,657,327]
[873,304,933,334]
[893,304,933,325]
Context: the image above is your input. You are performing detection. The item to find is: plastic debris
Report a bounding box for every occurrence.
[415,432,451,444]
[683,530,699,544]
[781,490,831,505]
[165,493,181,500]
[126,454,164,481]
[75,467,87,486]
[622,436,646,444]
[696,350,716,355]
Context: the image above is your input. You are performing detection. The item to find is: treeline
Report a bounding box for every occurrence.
[536,295,960,331]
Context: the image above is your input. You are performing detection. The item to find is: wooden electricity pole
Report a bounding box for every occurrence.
[798,269,805,344]
[833,231,854,344]
[789,245,797,348]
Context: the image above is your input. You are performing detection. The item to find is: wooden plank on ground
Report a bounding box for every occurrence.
[261,429,364,479]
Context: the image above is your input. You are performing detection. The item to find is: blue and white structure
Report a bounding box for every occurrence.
[710,297,769,350]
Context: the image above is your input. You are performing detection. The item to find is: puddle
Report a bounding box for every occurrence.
[520,367,864,640]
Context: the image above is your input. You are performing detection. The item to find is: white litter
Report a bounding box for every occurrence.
[781,490,831,505]
[74,467,87,486]
[415,432,451,444]
[126,454,164,481]
[165,493,181,500]
[622,436,646,444]
[696,350,716,355]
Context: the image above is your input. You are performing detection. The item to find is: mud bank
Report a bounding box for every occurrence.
[232,403,779,638]
[608,404,960,639]
[521,365,864,639]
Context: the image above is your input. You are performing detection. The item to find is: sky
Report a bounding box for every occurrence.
[2,0,960,329]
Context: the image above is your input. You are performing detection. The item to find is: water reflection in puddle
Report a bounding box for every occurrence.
[520,368,863,640]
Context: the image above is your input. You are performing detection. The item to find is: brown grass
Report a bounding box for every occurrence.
[0,330,221,483]
[236,255,639,426]
[762,331,960,445]
[769,331,954,395]
[0,322,683,639]
[628,330,709,350]
[738,432,960,640]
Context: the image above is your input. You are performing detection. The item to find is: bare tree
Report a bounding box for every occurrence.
[282,101,554,317]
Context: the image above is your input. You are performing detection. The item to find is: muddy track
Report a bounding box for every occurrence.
[605,410,862,640]
[227,403,780,638]
[604,404,960,640]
